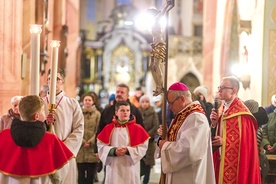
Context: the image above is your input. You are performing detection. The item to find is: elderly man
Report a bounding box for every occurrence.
[0,95,23,132]
[156,82,215,184]
[210,76,261,184]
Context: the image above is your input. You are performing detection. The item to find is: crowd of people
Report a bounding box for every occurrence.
[1,68,276,184]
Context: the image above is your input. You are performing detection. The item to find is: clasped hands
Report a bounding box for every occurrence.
[84,142,90,148]
[266,145,276,153]
[115,147,127,156]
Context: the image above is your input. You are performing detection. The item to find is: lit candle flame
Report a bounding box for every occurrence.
[29,24,42,95]
[29,24,42,34]
[49,40,61,104]
[50,40,61,48]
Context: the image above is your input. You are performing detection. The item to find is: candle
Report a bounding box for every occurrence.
[29,24,42,95]
[49,40,60,105]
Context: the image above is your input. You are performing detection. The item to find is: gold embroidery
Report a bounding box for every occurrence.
[167,104,204,141]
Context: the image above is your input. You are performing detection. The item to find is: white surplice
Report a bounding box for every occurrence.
[98,127,148,184]
[155,101,215,184]
[44,91,84,184]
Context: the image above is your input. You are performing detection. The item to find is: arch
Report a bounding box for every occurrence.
[180,72,200,92]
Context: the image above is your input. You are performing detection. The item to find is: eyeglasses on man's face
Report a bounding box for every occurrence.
[47,77,62,82]
[218,86,233,91]
[168,96,180,106]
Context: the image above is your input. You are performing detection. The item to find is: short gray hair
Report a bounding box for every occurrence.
[168,90,192,101]
[222,76,240,92]
[11,96,23,105]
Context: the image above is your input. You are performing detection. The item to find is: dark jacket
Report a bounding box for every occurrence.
[262,110,276,151]
[265,104,276,115]
[139,106,158,166]
[253,107,268,127]
[199,99,213,125]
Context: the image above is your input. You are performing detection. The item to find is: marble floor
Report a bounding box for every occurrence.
[95,158,161,184]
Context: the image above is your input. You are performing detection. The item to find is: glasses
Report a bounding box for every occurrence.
[168,96,180,106]
[218,86,233,90]
[47,77,62,82]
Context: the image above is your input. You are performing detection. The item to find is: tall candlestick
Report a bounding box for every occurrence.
[29,24,42,95]
[49,40,60,104]
[48,40,60,133]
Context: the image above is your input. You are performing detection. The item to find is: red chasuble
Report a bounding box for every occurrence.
[213,98,261,184]
[97,117,150,147]
[0,130,73,177]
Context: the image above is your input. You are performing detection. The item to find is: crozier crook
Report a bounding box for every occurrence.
[149,0,175,96]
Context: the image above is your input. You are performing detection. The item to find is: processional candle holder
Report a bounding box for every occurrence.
[48,40,60,132]
[29,24,42,95]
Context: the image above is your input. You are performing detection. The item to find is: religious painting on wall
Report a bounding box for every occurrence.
[110,45,135,87]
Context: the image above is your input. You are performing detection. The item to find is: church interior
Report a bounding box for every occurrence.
[2,0,276,183]
[1,0,276,116]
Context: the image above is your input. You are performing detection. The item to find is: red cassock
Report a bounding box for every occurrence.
[213,98,261,184]
[0,130,73,177]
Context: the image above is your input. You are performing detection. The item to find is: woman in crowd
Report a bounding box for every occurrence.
[77,93,101,184]
[139,95,159,184]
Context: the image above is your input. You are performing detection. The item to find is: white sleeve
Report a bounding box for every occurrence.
[161,113,210,173]
[126,139,149,164]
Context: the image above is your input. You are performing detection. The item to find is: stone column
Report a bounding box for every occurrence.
[0,0,23,115]
[202,0,217,100]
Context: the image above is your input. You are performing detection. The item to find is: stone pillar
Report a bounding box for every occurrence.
[0,0,23,115]
[61,0,80,97]
[202,0,217,100]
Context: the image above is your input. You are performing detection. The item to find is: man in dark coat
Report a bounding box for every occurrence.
[97,83,144,134]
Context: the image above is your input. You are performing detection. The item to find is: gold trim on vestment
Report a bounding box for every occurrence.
[167,104,204,142]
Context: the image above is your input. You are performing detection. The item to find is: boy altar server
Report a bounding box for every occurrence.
[0,95,73,184]
[97,101,149,184]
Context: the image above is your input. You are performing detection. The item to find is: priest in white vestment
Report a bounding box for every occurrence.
[155,82,215,184]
